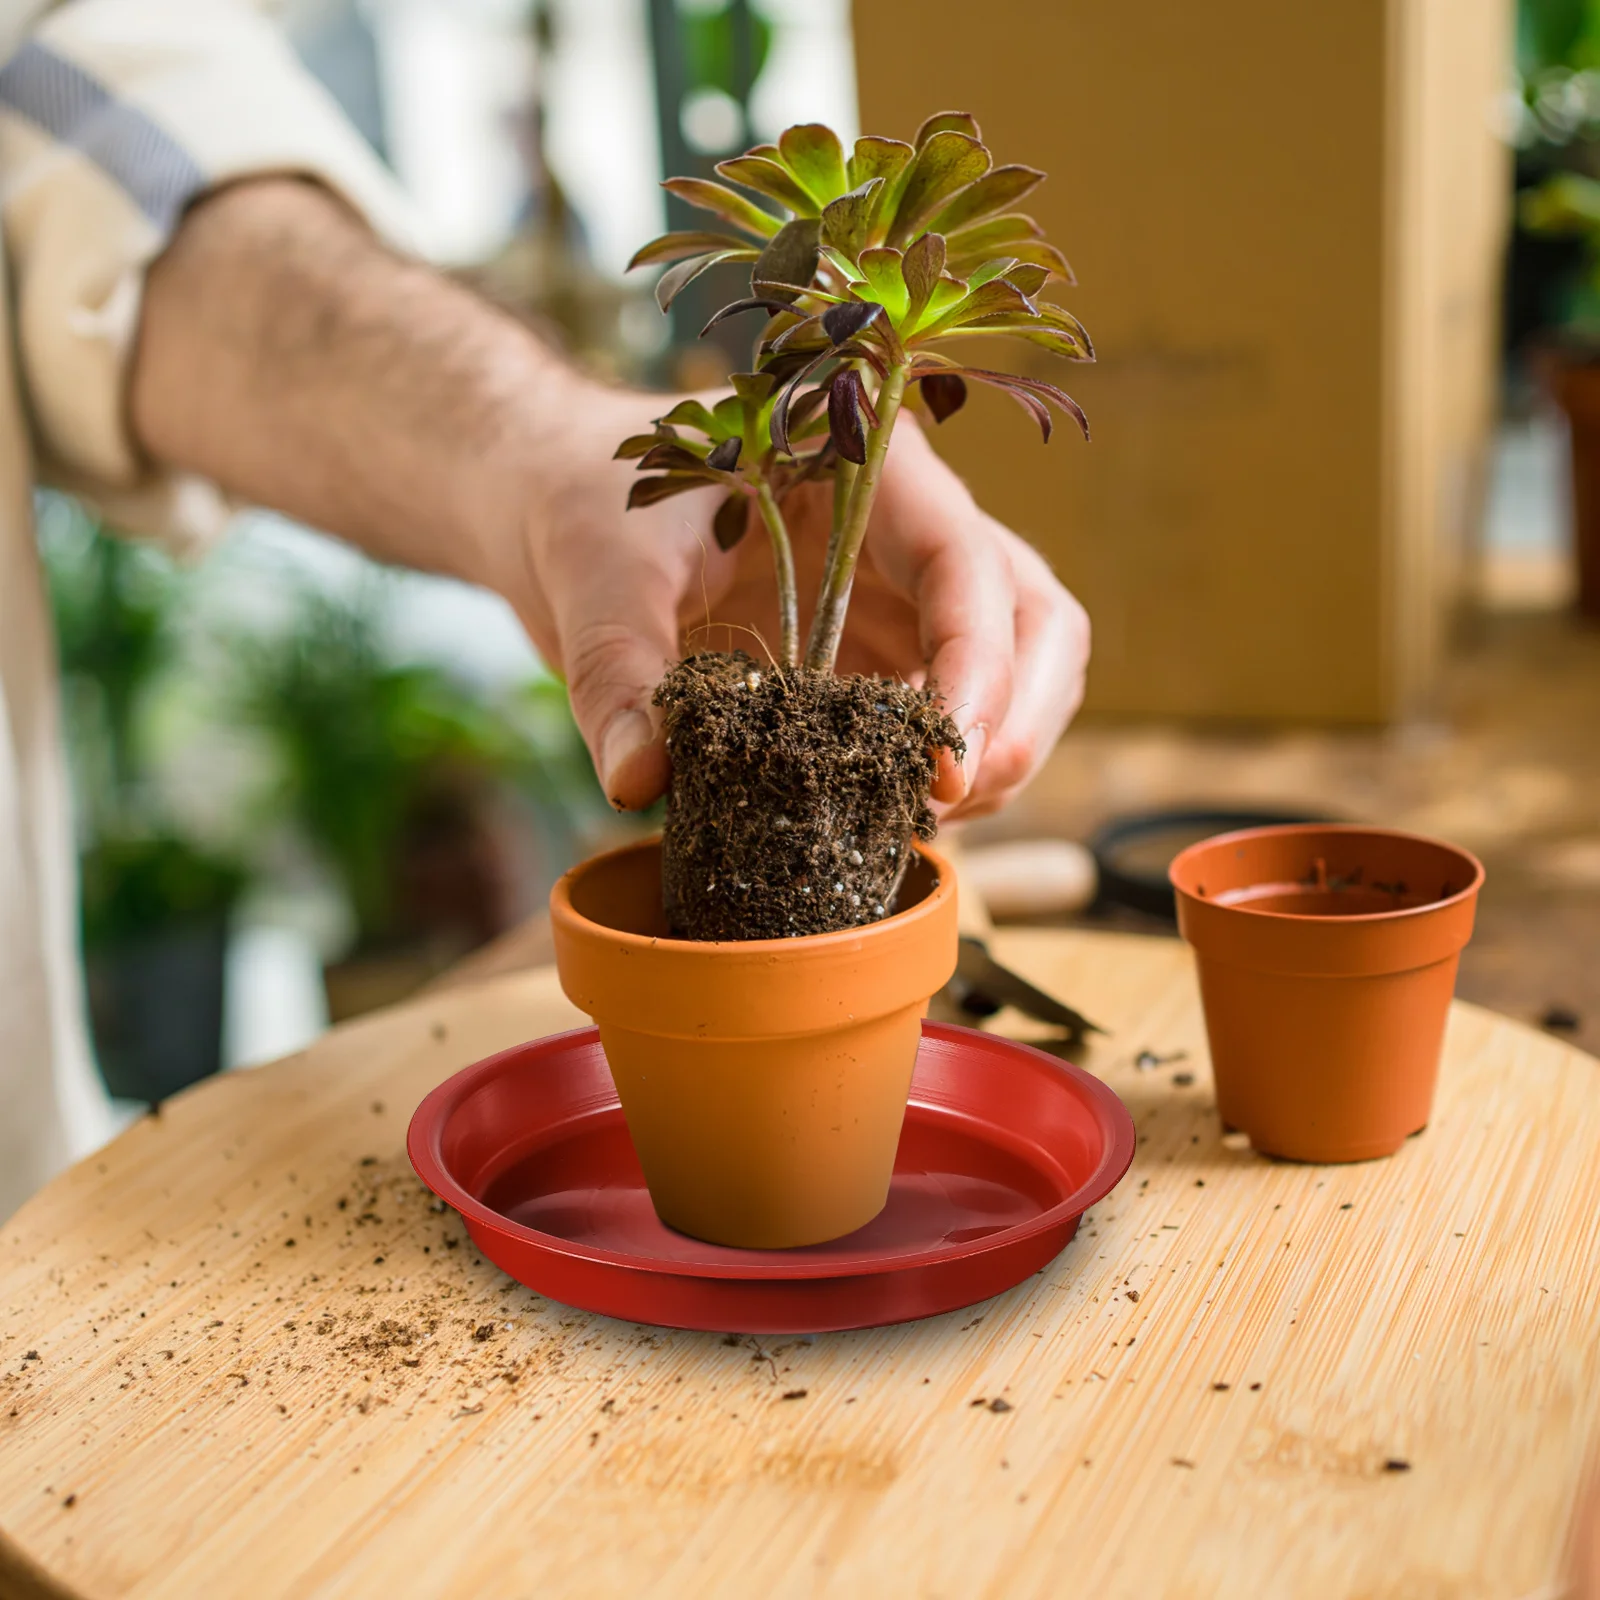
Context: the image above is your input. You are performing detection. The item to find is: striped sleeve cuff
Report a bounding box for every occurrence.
[0,2,418,554]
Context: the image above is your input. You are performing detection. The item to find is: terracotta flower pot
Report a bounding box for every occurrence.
[1170,825,1484,1163]
[549,836,958,1248]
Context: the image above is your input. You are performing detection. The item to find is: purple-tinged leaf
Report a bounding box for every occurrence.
[988,239,1075,284]
[901,232,947,326]
[628,230,757,270]
[847,136,915,196]
[944,212,1043,258]
[715,155,818,216]
[655,248,758,312]
[613,433,661,460]
[760,346,826,386]
[769,352,834,455]
[1002,263,1051,297]
[768,313,830,354]
[700,297,795,338]
[822,299,883,346]
[778,123,848,205]
[887,132,991,248]
[914,110,983,149]
[829,368,869,464]
[705,436,742,472]
[752,217,821,299]
[627,473,715,509]
[819,179,885,260]
[958,324,1096,362]
[963,368,1090,440]
[785,382,832,435]
[918,372,968,423]
[713,491,750,550]
[856,248,910,322]
[661,177,780,238]
[932,166,1046,234]
[637,442,713,474]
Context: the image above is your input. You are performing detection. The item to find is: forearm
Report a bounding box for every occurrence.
[129,177,599,595]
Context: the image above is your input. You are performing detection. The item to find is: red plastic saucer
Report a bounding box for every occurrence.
[407,1022,1135,1334]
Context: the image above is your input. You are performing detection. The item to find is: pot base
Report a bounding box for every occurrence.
[408,1022,1136,1333]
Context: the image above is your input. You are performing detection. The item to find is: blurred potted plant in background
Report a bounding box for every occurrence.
[42,499,245,1103]
[1513,0,1600,616]
[234,582,608,1021]
[1520,169,1600,616]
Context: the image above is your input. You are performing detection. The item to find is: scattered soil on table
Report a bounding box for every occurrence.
[655,653,960,941]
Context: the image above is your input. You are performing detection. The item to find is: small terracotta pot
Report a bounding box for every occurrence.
[550,837,958,1248]
[1170,825,1484,1163]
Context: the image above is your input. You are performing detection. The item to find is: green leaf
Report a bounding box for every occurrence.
[778,123,849,205]
[730,371,777,405]
[901,232,947,327]
[713,492,750,551]
[627,474,715,510]
[752,217,821,298]
[932,165,1045,233]
[628,230,756,269]
[918,278,1039,339]
[846,136,915,196]
[716,154,819,216]
[886,132,992,248]
[655,399,721,438]
[655,248,758,312]
[914,110,982,148]
[711,396,746,438]
[660,178,781,238]
[965,257,1020,290]
[856,247,910,323]
[819,179,885,260]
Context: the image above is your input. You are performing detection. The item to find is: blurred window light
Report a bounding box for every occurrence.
[681,83,745,153]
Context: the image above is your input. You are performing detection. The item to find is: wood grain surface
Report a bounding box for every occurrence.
[2,930,1597,1600]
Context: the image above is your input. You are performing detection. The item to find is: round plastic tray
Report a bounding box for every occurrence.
[408,1022,1135,1334]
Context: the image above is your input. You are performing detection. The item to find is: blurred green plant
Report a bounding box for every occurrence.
[233,582,606,954]
[40,500,244,952]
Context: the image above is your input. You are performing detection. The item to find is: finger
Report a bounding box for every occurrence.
[545,543,690,811]
[940,535,1090,819]
[868,434,1017,802]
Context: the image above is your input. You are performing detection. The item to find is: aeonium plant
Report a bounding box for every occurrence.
[619,110,1091,942]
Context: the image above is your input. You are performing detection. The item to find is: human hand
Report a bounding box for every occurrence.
[506,383,1089,818]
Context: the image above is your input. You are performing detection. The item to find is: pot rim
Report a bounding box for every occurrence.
[550,833,954,952]
[407,1022,1136,1281]
[1169,822,1484,925]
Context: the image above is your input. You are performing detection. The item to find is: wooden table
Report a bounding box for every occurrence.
[3,929,1598,1599]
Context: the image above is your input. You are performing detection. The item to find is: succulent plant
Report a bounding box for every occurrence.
[620,110,1091,672]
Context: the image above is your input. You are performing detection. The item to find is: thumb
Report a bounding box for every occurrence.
[559,594,680,813]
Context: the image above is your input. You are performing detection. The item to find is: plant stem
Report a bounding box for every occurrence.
[755,480,800,668]
[804,363,907,672]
